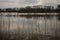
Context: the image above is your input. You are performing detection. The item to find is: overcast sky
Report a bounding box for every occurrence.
[0,0,60,8]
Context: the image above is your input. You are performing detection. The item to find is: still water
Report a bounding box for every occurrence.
[0,13,60,40]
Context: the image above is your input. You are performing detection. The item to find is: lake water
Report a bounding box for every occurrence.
[0,13,60,40]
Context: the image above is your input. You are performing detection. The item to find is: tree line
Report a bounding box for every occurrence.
[0,4,60,13]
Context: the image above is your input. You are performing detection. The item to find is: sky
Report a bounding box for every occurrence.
[0,0,60,8]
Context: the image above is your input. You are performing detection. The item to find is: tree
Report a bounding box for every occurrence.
[56,4,60,12]
[57,4,60,9]
[25,6,31,9]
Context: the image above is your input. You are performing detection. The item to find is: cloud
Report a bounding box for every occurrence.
[24,0,36,4]
[0,0,36,8]
[36,0,42,5]
[0,0,60,8]
[0,0,20,8]
[37,0,60,5]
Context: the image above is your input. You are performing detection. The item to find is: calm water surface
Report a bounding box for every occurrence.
[0,13,60,38]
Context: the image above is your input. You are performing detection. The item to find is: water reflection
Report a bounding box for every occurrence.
[0,13,60,40]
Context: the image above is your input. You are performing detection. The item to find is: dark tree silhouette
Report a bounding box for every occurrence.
[0,5,59,13]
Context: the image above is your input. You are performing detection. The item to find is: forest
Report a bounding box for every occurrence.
[0,4,60,13]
